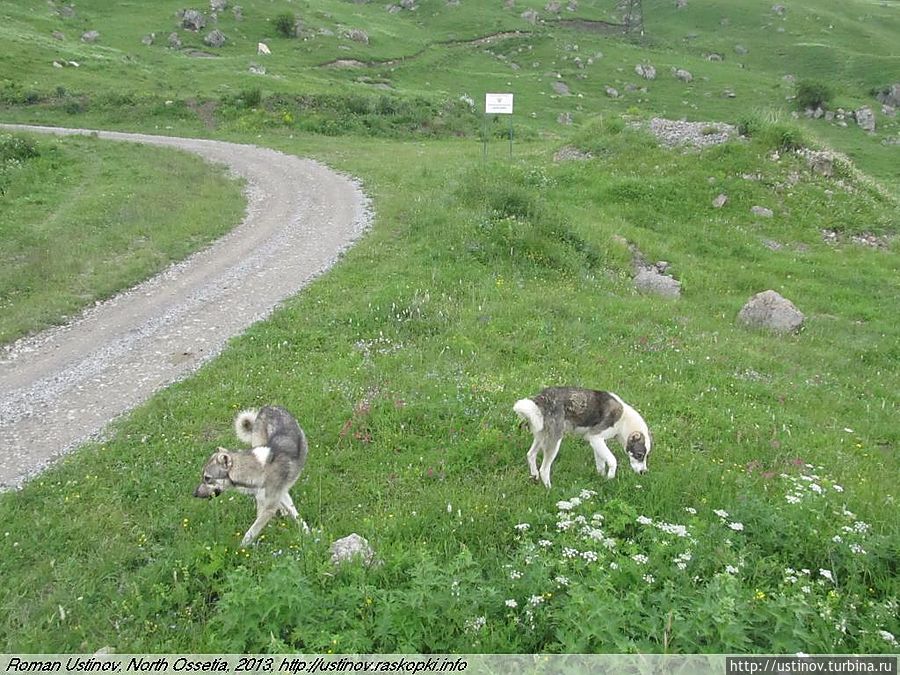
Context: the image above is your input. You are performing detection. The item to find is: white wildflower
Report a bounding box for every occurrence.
[819,568,834,583]
[557,519,573,531]
[849,543,866,555]
[832,535,843,543]
[809,483,824,494]
[728,522,744,532]
[528,594,544,606]
[562,547,579,559]
[714,509,729,519]
[569,497,582,507]
[505,599,518,609]
[786,494,802,504]
[581,550,598,563]
[464,616,486,633]
[637,515,653,526]
[878,630,898,647]
[602,537,617,550]
[555,575,570,587]
[801,586,811,594]
[609,561,619,570]
[684,507,697,515]
[515,523,530,532]
[579,489,597,500]
[556,500,574,512]
[643,574,655,584]
[658,522,690,538]
[725,565,739,575]
[632,553,649,565]
[509,570,522,580]
[833,485,844,493]
[538,539,553,548]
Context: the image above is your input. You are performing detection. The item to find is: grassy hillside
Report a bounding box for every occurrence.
[0,0,898,655]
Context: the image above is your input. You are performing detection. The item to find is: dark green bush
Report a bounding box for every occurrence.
[795,80,832,110]
[273,13,297,38]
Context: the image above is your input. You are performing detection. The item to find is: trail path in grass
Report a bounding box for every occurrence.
[0,124,371,489]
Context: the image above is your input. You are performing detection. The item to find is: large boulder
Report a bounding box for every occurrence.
[181,9,206,31]
[738,290,804,334]
[330,533,376,566]
[203,29,226,47]
[634,269,681,298]
[854,107,876,132]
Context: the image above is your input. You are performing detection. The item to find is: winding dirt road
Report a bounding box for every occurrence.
[0,124,371,489]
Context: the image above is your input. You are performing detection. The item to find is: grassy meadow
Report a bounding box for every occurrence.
[0,0,898,655]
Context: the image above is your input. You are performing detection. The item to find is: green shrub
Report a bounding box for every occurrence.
[0,134,40,163]
[795,80,832,111]
[273,13,297,38]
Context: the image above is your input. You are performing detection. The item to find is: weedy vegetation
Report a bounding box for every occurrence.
[0,0,897,655]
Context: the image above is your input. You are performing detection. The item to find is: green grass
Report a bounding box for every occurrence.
[0,130,897,653]
[0,0,898,656]
[0,132,245,343]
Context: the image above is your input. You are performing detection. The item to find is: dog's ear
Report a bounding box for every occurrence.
[628,431,644,443]
[215,450,232,468]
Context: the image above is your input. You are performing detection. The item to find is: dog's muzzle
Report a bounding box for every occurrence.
[193,483,221,499]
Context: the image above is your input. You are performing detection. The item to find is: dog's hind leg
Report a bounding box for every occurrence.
[279,493,310,534]
[526,437,541,481]
[588,434,617,479]
[241,493,279,546]
[538,435,563,489]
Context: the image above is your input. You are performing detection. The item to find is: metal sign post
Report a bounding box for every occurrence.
[484,93,514,159]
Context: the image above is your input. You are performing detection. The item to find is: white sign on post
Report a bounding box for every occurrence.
[485,93,514,114]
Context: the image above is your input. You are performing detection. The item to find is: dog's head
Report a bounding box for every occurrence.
[193,448,234,498]
[626,431,651,474]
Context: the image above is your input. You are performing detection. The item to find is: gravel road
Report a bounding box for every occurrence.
[0,124,371,489]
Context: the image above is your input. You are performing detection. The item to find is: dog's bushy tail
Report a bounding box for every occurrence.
[234,409,259,445]
[513,398,544,434]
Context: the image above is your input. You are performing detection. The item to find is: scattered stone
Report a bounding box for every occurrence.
[797,149,836,177]
[557,112,573,125]
[605,86,619,98]
[400,0,417,8]
[203,29,226,47]
[330,533,377,566]
[854,107,876,132]
[635,63,656,80]
[772,4,786,16]
[712,194,728,208]
[248,64,266,75]
[734,44,749,55]
[761,239,783,251]
[553,146,592,162]
[51,30,65,40]
[551,80,570,95]
[167,32,183,49]
[521,9,538,24]
[545,0,562,13]
[875,83,900,107]
[346,28,369,44]
[706,52,723,62]
[81,30,100,43]
[181,9,206,31]
[141,33,155,46]
[882,104,896,118]
[634,269,682,299]
[232,5,243,20]
[675,0,687,7]
[210,0,227,11]
[257,42,270,55]
[56,4,76,18]
[738,290,804,334]
[673,68,693,83]
[751,205,774,218]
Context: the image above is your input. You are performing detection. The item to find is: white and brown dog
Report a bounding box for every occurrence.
[514,387,652,488]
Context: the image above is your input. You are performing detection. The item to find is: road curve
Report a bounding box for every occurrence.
[0,124,371,489]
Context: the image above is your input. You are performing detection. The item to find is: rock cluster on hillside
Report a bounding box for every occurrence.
[645,118,737,149]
